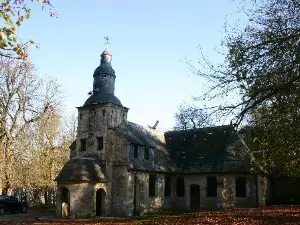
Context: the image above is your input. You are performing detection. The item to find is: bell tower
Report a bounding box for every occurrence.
[74,44,128,159]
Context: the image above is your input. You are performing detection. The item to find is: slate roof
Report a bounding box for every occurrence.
[116,122,168,154]
[55,157,107,182]
[164,126,250,173]
[115,122,172,172]
[93,64,115,77]
[83,92,122,107]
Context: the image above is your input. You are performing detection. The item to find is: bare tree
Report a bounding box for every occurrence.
[187,0,300,127]
[0,56,61,194]
[186,0,300,176]
[174,103,214,130]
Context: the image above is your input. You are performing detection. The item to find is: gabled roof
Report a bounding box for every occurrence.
[115,121,172,172]
[116,121,168,154]
[55,157,107,182]
[165,126,251,173]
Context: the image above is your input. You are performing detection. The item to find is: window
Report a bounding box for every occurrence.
[80,139,86,151]
[0,195,8,200]
[176,177,185,197]
[134,144,138,158]
[144,147,149,160]
[149,174,156,197]
[236,177,246,198]
[9,196,18,202]
[79,112,82,120]
[207,177,217,197]
[97,137,103,150]
[164,176,171,196]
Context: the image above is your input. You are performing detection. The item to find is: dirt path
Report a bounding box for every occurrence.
[0,207,55,222]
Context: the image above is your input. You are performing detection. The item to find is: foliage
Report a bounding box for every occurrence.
[248,103,300,176]
[187,0,300,176]
[0,56,72,195]
[188,0,300,126]
[174,103,213,130]
[1,205,300,224]
[0,0,55,59]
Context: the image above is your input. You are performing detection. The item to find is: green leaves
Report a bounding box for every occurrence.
[0,0,54,59]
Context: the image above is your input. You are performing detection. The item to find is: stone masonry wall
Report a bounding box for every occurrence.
[75,103,128,161]
[128,171,165,215]
[56,182,108,219]
[167,174,258,210]
[108,129,131,216]
[123,172,261,215]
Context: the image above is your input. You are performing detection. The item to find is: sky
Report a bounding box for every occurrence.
[18,0,248,131]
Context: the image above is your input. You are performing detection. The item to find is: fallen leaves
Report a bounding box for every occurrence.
[1,205,300,225]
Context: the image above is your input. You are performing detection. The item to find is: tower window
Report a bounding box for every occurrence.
[97,137,103,150]
[144,148,149,160]
[207,177,217,197]
[134,144,138,158]
[79,112,82,120]
[176,177,185,197]
[236,177,246,198]
[164,176,171,197]
[80,139,86,151]
[149,175,156,197]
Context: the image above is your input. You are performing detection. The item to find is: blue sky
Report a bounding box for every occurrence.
[19,0,247,130]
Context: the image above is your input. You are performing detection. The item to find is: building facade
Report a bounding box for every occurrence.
[55,49,268,219]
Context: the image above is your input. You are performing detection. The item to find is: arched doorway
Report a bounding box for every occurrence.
[96,188,105,216]
[190,184,200,211]
[61,187,70,218]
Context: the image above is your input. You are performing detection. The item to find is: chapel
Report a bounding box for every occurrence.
[55,48,268,219]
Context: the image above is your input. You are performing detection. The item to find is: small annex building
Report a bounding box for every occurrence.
[55,48,268,219]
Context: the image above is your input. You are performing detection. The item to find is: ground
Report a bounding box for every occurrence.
[0,206,300,225]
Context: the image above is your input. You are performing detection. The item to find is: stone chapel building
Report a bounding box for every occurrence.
[55,49,268,219]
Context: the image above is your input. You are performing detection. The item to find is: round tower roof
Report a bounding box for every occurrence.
[83,48,122,107]
[101,49,111,56]
[93,49,115,77]
[83,92,122,107]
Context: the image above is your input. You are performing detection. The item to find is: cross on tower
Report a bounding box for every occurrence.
[104,35,110,49]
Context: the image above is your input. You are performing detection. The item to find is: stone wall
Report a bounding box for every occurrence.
[128,171,165,215]
[110,166,132,216]
[56,182,108,219]
[75,103,128,161]
[123,173,264,215]
[164,174,259,211]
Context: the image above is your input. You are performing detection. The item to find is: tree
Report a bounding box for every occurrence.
[0,56,61,193]
[0,0,55,59]
[27,107,73,204]
[188,0,300,126]
[187,0,300,176]
[174,103,213,130]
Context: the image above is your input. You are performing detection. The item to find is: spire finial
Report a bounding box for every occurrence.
[104,29,110,49]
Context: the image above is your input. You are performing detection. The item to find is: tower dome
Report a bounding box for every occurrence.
[83,49,122,107]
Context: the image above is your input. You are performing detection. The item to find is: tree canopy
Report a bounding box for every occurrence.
[0,56,73,196]
[188,0,300,176]
[0,0,55,59]
[174,103,213,130]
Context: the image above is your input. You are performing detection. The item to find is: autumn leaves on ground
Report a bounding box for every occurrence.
[0,205,300,225]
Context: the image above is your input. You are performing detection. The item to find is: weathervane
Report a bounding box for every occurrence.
[104,29,110,49]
